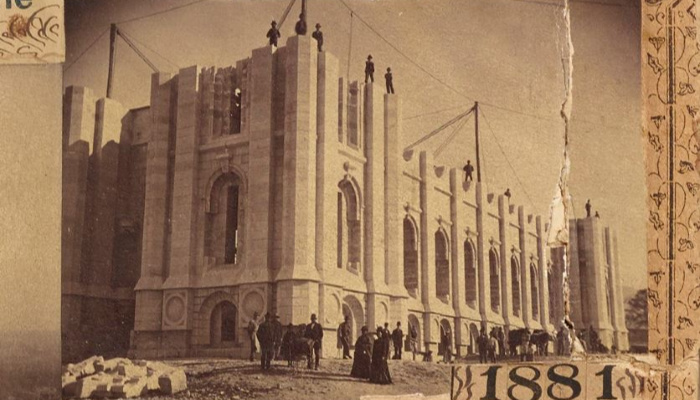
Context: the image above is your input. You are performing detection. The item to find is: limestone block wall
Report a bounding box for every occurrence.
[62,87,146,362]
[565,217,629,351]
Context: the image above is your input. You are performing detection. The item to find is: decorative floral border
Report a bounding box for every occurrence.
[643,0,700,398]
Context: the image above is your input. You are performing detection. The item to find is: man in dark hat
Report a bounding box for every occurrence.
[256,312,275,370]
[478,327,488,363]
[267,20,281,47]
[295,13,307,35]
[304,313,324,370]
[391,322,403,359]
[338,315,352,359]
[385,67,394,94]
[312,23,323,52]
[365,55,375,83]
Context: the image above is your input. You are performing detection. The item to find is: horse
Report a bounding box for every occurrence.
[280,324,315,368]
[529,330,553,356]
[507,328,528,356]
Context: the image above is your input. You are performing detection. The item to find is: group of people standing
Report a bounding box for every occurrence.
[265,18,396,95]
[248,312,324,371]
[338,318,419,362]
[348,321,409,385]
[476,326,505,363]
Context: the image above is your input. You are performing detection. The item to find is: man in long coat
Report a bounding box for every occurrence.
[391,322,403,360]
[478,328,489,363]
[304,313,324,370]
[256,313,275,370]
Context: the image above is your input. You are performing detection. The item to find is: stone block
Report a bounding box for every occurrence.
[95,357,131,373]
[110,377,148,398]
[158,369,187,394]
[64,355,104,378]
[61,375,78,397]
[117,364,148,377]
[93,382,112,398]
[73,373,111,398]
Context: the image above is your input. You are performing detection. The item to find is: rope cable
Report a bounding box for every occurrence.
[117,27,179,70]
[403,107,473,151]
[116,0,209,25]
[480,107,537,210]
[63,27,109,72]
[434,112,472,157]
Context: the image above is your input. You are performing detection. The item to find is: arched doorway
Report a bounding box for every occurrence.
[341,303,355,346]
[210,301,237,347]
[407,314,421,353]
[343,295,365,341]
[469,323,479,355]
[438,319,453,356]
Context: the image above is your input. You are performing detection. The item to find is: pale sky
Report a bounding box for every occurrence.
[63,0,644,290]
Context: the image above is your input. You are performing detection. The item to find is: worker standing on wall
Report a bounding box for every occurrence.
[365,55,375,83]
[385,67,394,94]
[312,23,323,51]
[267,20,281,47]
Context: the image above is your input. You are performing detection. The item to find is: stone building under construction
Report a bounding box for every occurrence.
[61,36,628,360]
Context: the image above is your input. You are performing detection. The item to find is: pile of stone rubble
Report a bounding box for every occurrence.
[62,356,187,398]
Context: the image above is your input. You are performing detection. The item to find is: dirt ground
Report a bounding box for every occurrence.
[146,358,453,400]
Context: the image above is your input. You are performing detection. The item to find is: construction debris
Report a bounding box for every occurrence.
[62,356,187,398]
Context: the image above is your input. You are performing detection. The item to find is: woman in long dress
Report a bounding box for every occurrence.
[370,327,393,384]
[350,326,372,379]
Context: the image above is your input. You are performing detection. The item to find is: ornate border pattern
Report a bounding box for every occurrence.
[643,0,700,398]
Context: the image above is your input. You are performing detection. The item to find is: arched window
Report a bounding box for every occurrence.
[464,240,477,307]
[403,217,419,294]
[205,172,243,265]
[511,256,521,317]
[530,263,539,319]
[489,249,500,312]
[338,180,361,270]
[435,229,450,298]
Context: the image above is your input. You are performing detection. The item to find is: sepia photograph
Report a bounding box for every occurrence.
[1,0,668,398]
[57,0,646,398]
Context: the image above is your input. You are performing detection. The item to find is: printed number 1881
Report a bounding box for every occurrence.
[478,364,618,400]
